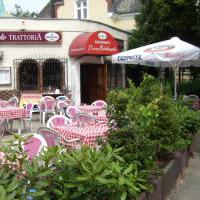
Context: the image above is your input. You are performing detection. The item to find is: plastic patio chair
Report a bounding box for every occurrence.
[22,102,34,131]
[40,96,55,102]
[37,127,81,148]
[56,100,69,115]
[72,113,99,125]
[56,95,69,101]
[183,94,200,110]
[91,100,107,107]
[66,106,80,118]
[39,100,56,125]
[22,133,47,160]
[8,96,19,107]
[46,115,72,129]
[0,118,7,144]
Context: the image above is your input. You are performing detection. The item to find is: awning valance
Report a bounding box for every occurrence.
[69,31,119,57]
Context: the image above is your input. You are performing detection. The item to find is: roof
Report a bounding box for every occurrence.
[112,0,142,14]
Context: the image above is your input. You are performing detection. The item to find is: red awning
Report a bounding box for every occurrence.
[69,31,119,57]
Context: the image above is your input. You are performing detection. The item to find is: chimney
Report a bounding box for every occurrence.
[106,0,113,12]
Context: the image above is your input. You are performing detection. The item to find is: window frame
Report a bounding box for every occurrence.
[74,0,88,20]
[0,67,11,86]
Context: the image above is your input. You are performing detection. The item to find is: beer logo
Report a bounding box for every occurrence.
[98,32,107,40]
[45,32,60,42]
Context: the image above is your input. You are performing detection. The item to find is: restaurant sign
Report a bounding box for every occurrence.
[69,31,119,57]
[0,32,62,44]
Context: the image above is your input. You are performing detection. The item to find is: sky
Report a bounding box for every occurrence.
[4,0,50,13]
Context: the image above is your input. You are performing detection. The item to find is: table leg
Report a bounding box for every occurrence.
[18,119,22,134]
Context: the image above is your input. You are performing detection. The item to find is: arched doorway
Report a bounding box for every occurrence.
[42,59,63,91]
[18,60,39,91]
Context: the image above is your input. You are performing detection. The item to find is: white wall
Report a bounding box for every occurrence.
[0,18,129,104]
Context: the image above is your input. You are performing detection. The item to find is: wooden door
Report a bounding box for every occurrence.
[81,64,107,104]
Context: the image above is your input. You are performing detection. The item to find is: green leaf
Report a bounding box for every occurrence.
[123,164,133,175]
[121,191,127,200]
[29,190,46,197]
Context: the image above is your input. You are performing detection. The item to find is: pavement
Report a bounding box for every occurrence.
[3,113,46,141]
[167,135,200,200]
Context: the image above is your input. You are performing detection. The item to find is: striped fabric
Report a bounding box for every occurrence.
[0,106,27,119]
[54,123,109,147]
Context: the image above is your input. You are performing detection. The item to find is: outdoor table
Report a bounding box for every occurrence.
[0,100,9,107]
[79,105,105,114]
[95,115,108,122]
[0,106,27,134]
[54,122,109,147]
[42,93,64,99]
[20,93,42,107]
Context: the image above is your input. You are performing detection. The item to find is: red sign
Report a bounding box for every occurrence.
[144,45,175,53]
[0,32,62,44]
[69,31,119,57]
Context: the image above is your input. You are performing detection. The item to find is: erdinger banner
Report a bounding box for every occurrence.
[112,37,200,99]
[0,32,62,44]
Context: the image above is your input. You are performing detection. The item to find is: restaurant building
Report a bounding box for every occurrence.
[0,17,130,105]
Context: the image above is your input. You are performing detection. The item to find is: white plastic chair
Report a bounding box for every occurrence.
[22,133,47,160]
[22,103,34,132]
[66,106,80,118]
[46,115,72,129]
[91,100,107,107]
[8,96,19,107]
[39,100,56,125]
[37,127,81,148]
[0,118,6,144]
[72,113,99,125]
[56,96,69,101]
[56,100,69,115]
[40,96,55,102]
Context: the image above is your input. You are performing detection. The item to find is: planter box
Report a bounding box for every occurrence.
[138,148,190,200]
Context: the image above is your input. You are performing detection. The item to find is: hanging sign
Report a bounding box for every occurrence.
[0,32,62,44]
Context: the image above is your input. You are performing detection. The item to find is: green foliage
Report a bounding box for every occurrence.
[11,4,38,18]
[178,80,200,96]
[52,145,151,200]
[107,75,199,168]
[129,0,200,48]
[0,137,151,200]
[176,105,200,137]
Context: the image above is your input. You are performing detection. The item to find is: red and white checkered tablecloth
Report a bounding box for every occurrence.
[79,105,104,113]
[20,93,42,107]
[0,106,27,120]
[0,101,9,107]
[54,123,109,147]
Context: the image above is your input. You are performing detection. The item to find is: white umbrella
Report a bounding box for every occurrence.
[112,37,200,99]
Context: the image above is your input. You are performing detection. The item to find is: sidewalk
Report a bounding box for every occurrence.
[167,152,200,200]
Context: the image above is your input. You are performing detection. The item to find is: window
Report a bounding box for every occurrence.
[0,67,11,85]
[75,0,87,19]
[19,61,38,90]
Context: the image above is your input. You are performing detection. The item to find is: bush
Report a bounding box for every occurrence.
[0,136,151,200]
[107,75,199,168]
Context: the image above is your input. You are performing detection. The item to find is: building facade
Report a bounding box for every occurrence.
[39,0,141,31]
[0,18,129,105]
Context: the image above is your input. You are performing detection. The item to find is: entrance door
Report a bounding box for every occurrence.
[81,64,107,104]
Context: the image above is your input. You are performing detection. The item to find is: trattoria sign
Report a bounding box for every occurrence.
[0,32,62,44]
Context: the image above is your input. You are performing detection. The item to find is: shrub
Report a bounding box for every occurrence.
[107,75,199,168]
[0,137,151,200]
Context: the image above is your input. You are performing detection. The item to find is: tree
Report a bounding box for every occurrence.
[11,4,38,18]
[129,0,199,48]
